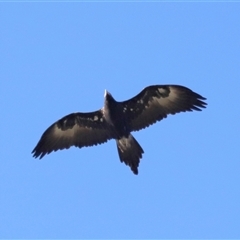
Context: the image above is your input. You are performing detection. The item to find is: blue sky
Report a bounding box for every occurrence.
[1,2,240,238]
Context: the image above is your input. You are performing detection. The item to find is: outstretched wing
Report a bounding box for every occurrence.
[32,110,113,159]
[121,85,207,132]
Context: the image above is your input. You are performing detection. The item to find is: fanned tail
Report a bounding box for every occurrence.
[116,134,144,175]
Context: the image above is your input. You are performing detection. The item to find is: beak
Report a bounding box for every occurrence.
[104,89,108,97]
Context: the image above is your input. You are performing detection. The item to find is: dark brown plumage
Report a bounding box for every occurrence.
[32,85,207,174]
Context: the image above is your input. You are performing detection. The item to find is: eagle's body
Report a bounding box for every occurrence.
[32,85,207,174]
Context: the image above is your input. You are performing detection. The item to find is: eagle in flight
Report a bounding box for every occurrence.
[32,85,207,175]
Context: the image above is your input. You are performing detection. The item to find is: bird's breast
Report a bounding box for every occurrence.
[103,104,129,138]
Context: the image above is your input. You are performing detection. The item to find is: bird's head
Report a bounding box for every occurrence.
[104,89,116,105]
[104,89,113,100]
[104,89,109,97]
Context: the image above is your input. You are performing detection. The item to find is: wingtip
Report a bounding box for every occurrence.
[31,147,45,159]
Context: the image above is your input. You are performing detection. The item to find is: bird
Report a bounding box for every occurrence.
[32,84,207,175]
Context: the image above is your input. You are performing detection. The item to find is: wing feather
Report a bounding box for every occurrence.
[32,110,113,159]
[121,85,207,131]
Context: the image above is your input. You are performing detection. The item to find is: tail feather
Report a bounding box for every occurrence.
[116,134,144,174]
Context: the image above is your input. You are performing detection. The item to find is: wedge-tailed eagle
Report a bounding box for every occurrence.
[32,85,207,174]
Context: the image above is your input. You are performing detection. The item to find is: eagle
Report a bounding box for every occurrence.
[32,84,207,175]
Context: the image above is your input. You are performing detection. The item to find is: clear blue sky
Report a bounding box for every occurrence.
[1,2,239,238]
